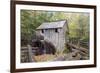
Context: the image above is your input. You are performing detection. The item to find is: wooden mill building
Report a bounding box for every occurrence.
[36,20,69,52]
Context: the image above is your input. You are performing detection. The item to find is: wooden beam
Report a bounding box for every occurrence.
[67,43,88,54]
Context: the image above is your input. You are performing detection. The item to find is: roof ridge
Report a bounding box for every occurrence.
[43,19,67,23]
[37,20,67,29]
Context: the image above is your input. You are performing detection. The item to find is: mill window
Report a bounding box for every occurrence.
[55,28,58,33]
[41,29,44,33]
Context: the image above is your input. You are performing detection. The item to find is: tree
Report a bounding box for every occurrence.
[21,10,89,47]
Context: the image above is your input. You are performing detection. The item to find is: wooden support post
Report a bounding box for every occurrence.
[27,45,35,62]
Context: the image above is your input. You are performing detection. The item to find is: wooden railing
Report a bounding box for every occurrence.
[66,43,89,59]
[21,45,38,63]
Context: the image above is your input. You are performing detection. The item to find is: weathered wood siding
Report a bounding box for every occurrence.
[36,23,67,52]
[58,23,67,51]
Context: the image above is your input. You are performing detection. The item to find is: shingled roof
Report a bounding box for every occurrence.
[37,20,67,29]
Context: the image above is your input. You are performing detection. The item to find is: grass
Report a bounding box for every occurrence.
[33,54,56,62]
